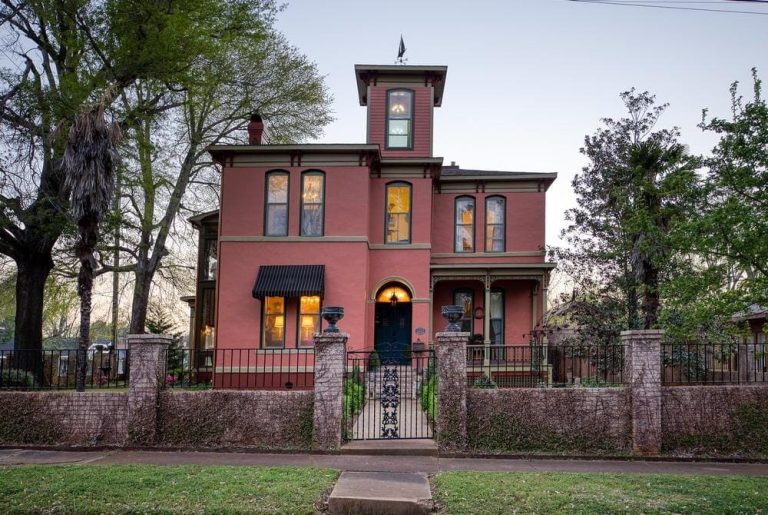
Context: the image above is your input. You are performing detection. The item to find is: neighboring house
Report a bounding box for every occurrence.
[187,62,556,386]
[734,304,767,346]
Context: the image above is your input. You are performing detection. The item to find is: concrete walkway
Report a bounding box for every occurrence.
[351,399,433,440]
[2,448,768,476]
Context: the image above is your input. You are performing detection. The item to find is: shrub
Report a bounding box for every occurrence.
[473,374,497,389]
[367,351,380,370]
[0,368,37,389]
[343,369,365,420]
[421,374,437,423]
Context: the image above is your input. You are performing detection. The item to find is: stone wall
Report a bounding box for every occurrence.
[662,385,768,456]
[0,391,127,446]
[157,390,314,450]
[467,388,631,453]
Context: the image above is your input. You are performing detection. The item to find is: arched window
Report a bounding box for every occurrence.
[301,171,324,236]
[265,171,289,236]
[485,196,506,252]
[386,89,414,149]
[385,182,411,244]
[455,196,475,252]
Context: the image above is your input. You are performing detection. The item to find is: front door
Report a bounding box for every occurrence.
[374,302,411,365]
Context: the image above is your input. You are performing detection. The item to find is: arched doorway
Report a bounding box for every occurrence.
[374,283,412,365]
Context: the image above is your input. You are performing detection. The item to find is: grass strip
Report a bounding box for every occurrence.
[432,471,768,514]
[0,464,338,514]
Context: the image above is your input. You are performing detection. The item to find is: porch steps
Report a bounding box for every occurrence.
[341,439,438,457]
[328,471,433,515]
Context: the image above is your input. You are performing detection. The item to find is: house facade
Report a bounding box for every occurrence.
[189,63,556,383]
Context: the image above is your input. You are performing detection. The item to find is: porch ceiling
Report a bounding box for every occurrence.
[430,263,555,285]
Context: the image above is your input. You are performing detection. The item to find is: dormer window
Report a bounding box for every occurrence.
[386,89,413,149]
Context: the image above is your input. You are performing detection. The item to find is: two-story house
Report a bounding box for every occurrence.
[187,62,556,387]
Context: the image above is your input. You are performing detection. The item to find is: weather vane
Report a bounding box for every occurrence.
[395,35,407,65]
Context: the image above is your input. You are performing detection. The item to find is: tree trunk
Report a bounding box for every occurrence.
[128,263,156,334]
[642,263,660,330]
[75,215,98,392]
[13,253,53,382]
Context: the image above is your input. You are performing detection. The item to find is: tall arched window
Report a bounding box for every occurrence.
[455,196,475,252]
[265,171,289,236]
[386,89,414,149]
[485,196,506,252]
[301,171,324,236]
[385,182,411,244]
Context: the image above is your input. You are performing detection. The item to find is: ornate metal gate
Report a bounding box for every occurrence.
[344,346,436,440]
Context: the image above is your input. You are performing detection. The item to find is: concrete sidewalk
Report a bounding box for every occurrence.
[2,448,768,476]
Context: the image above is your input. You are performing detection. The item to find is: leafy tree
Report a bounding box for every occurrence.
[693,69,768,308]
[108,30,332,334]
[0,0,274,354]
[553,90,698,338]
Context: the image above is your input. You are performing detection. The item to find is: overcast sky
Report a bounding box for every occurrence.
[275,0,768,248]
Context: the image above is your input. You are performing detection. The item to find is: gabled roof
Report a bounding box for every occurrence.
[188,210,219,229]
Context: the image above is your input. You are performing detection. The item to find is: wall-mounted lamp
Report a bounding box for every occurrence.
[390,292,398,306]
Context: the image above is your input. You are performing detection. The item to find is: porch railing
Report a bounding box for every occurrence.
[662,341,767,385]
[0,348,129,390]
[467,343,627,388]
[164,348,315,390]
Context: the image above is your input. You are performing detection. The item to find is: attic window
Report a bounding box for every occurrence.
[386,89,413,149]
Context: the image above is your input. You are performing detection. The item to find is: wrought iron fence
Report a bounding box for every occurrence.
[467,343,627,388]
[662,341,767,385]
[0,348,129,390]
[164,348,315,390]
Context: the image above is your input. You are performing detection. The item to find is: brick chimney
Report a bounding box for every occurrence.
[247,113,268,145]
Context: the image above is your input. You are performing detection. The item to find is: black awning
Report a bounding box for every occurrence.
[252,265,325,299]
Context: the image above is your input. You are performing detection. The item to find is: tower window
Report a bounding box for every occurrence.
[386,90,414,149]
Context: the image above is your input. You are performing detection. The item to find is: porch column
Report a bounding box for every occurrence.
[531,280,539,331]
[313,331,348,451]
[622,329,663,456]
[435,330,469,451]
[483,274,491,366]
[126,334,171,445]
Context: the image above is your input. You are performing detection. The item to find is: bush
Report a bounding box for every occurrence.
[473,374,497,389]
[421,373,437,423]
[0,368,37,389]
[343,368,365,420]
[367,351,380,370]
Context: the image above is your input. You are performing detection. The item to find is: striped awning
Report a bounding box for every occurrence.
[252,265,325,299]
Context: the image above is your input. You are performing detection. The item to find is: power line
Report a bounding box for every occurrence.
[569,0,768,14]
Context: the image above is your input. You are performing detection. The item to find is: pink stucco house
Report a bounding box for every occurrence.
[187,62,556,387]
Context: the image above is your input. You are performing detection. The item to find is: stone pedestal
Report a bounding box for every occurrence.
[622,329,663,456]
[313,332,348,451]
[126,334,171,445]
[435,332,469,451]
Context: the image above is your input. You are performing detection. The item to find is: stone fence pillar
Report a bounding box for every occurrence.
[622,329,663,456]
[313,331,348,451]
[126,334,171,445]
[435,331,469,451]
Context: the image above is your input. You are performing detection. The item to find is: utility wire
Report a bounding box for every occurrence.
[569,0,768,14]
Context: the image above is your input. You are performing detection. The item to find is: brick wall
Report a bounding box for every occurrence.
[157,390,314,450]
[662,385,768,456]
[0,391,127,446]
[466,388,631,453]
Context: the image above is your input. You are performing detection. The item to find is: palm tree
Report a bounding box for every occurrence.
[62,103,120,391]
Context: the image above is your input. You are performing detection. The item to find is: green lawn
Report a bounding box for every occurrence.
[0,464,338,514]
[432,471,768,514]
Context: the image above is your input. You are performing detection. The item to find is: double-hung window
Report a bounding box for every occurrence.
[386,89,413,149]
[455,196,475,252]
[298,296,321,347]
[385,182,411,243]
[485,196,505,252]
[265,171,289,236]
[301,171,324,236]
[263,296,285,348]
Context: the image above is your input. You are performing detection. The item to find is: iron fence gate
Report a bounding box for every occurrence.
[344,347,436,440]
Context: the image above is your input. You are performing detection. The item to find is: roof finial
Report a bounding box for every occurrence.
[395,35,407,65]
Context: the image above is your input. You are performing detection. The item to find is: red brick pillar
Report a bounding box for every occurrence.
[435,331,469,451]
[126,334,171,445]
[313,332,348,451]
[622,329,663,456]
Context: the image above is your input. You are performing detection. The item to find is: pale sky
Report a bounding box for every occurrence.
[275,0,768,248]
